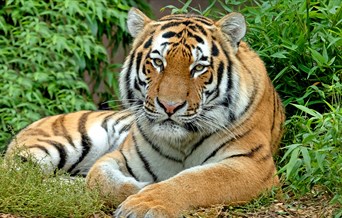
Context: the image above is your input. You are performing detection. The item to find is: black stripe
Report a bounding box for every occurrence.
[52,115,65,135]
[217,61,225,88]
[137,123,182,163]
[160,21,182,30]
[120,149,139,181]
[132,134,157,181]
[67,111,93,173]
[144,36,153,48]
[186,30,196,41]
[225,144,263,159]
[151,49,161,55]
[204,72,213,85]
[201,129,252,164]
[136,52,143,74]
[162,31,177,38]
[188,24,208,36]
[134,78,143,94]
[159,15,187,21]
[239,61,258,115]
[211,42,219,56]
[38,139,67,169]
[70,169,81,177]
[118,124,132,135]
[200,56,208,62]
[258,153,272,162]
[158,15,213,25]
[101,112,117,132]
[116,113,133,123]
[159,17,186,22]
[194,35,204,44]
[227,59,236,122]
[221,50,232,108]
[193,24,208,36]
[187,24,197,32]
[160,41,170,47]
[53,114,77,148]
[95,111,112,117]
[136,74,147,87]
[182,122,199,132]
[101,112,132,132]
[206,61,224,102]
[192,17,213,26]
[181,20,193,26]
[28,144,50,155]
[185,134,211,159]
[125,51,136,107]
[24,128,51,137]
[142,64,148,75]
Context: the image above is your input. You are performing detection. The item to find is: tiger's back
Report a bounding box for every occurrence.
[6,110,134,175]
[6,8,285,217]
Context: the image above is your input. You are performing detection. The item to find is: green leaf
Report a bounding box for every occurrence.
[270,51,288,59]
[300,147,312,174]
[286,147,301,178]
[291,104,323,119]
[309,48,327,65]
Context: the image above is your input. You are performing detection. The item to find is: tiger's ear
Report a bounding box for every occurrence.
[127,8,152,38]
[216,12,246,52]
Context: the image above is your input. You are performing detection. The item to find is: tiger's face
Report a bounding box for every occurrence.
[120,9,246,140]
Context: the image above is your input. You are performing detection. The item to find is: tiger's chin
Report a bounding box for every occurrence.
[138,117,191,143]
[152,121,189,139]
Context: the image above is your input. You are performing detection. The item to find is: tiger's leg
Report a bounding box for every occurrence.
[114,149,278,217]
[86,150,151,205]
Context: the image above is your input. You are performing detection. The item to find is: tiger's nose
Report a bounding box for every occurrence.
[156,98,185,115]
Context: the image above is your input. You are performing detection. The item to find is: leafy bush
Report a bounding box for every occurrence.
[0,0,150,152]
[280,102,341,204]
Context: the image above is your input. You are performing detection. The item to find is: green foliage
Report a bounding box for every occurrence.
[220,0,341,113]
[0,155,105,217]
[280,103,341,204]
[0,0,150,152]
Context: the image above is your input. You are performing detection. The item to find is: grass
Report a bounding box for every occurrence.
[1,155,340,218]
[0,156,106,218]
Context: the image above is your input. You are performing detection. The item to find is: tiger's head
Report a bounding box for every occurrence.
[120,8,247,141]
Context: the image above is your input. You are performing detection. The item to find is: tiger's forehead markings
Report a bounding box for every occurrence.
[152,28,210,61]
[156,15,215,36]
[148,15,215,63]
[158,14,214,25]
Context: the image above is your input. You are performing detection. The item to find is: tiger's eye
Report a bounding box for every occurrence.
[153,58,163,67]
[194,64,204,71]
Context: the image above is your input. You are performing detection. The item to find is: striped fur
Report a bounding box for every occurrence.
[7,8,285,218]
[6,111,134,176]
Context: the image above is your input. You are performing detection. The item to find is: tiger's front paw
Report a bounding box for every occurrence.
[114,184,181,218]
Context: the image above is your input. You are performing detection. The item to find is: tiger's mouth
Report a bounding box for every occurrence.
[160,118,184,127]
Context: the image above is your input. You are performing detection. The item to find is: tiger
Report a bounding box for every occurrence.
[6,7,285,218]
